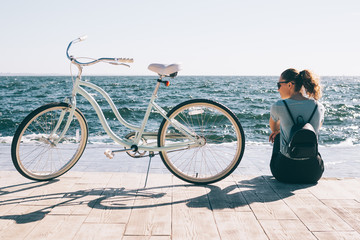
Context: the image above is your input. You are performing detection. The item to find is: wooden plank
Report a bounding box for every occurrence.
[322,199,360,232]
[264,177,313,197]
[313,231,360,240]
[124,195,172,236]
[0,179,53,198]
[85,193,134,224]
[0,217,40,240]
[75,172,113,184]
[0,196,19,216]
[207,181,252,212]
[260,219,317,240]
[0,205,51,226]
[213,211,268,240]
[18,192,69,207]
[0,210,84,240]
[246,200,297,220]
[266,178,359,232]
[105,172,145,188]
[333,178,360,201]
[125,174,172,236]
[74,223,126,239]
[85,173,144,224]
[23,215,86,240]
[172,205,219,240]
[122,236,171,240]
[172,183,219,240]
[237,176,297,220]
[283,193,353,232]
[308,178,357,200]
[60,171,85,179]
[0,203,39,239]
[49,183,105,216]
[0,219,15,238]
[26,178,78,197]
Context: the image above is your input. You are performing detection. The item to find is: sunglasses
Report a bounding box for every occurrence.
[277,81,292,89]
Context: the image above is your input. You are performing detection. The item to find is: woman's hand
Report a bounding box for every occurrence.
[269,117,280,143]
[269,131,279,143]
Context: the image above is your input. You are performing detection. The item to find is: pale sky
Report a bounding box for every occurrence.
[1,0,359,76]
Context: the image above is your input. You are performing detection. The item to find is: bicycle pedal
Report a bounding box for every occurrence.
[104,149,114,159]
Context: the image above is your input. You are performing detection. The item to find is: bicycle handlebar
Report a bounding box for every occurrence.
[66,36,133,66]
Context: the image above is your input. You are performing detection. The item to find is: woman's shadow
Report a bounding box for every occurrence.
[187,175,315,210]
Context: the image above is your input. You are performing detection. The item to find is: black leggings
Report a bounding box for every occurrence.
[270,134,324,184]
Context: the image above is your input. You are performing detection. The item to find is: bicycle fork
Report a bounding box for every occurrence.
[50,69,81,146]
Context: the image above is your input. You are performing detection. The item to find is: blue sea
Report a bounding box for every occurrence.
[1,75,359,147]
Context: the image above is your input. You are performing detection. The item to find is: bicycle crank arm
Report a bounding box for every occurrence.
[104,146,137,159]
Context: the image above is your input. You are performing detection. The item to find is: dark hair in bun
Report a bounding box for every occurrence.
[280,68,322,100]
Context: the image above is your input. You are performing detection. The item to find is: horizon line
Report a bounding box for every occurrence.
[1,73,360,77]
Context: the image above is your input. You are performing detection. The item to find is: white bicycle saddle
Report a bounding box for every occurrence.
[148,63,181,76]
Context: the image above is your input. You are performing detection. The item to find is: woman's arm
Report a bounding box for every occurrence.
[269,117,280,143]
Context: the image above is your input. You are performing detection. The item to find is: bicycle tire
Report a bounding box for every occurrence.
[158,99,245,184]
[11,102,88,181]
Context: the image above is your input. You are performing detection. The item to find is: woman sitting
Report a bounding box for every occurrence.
[269,68,325,184]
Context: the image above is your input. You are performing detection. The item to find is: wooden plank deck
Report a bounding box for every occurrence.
[0,171,359,240]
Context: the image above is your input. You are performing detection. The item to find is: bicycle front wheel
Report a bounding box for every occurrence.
[11,102,88,181]
[158,99,245,184]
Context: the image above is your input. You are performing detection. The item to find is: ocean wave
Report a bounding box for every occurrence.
[1,134,358,148]
[2,76,359,147]
[323,137,359,147]
[0,136,13,144]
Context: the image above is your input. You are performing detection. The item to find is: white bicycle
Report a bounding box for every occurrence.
[11,36,245,184]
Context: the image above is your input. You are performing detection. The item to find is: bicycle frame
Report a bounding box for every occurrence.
[12,36,245,184]
[56,63,199,152]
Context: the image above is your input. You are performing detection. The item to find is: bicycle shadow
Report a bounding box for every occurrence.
[0,175,315,224]
[0,180,58,196]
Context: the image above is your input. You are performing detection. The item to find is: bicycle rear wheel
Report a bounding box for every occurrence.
[11,102,88,181]
[158,99,245,184]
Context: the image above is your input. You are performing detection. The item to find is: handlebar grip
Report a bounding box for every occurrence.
[79,35,88,41]
[116,58,134,63]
